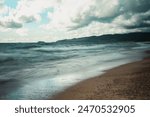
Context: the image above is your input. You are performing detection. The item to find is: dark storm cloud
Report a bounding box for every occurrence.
[122,12,150,29]
[70,0,150,32]
[0,20,22,29]
[124,22,150,29]
[70,15,116,30]
[118,0,150,31]
[120,0,150,14]
[19,15,37,23]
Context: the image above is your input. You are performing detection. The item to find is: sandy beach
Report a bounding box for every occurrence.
[52,55,150,100]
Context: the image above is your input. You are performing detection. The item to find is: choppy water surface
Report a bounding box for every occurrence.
[0,41,149,99]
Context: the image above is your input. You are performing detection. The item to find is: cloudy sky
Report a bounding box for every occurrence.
[0,0,150,42]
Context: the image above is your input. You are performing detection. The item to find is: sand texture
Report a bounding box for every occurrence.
[52,57,150,100]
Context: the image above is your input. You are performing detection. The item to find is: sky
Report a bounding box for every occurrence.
[0,0,150,42]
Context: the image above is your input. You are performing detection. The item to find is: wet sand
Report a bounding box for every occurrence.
[51,56,150,100]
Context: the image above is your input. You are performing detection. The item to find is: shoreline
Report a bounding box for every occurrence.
[51,54,150,100]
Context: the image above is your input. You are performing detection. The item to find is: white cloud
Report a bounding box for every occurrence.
[113,10,150,29]
[15,0,50,23]
[16,28,28,36]
[0,0,8,15]
[0,15,22,28]
[0,0,58,29]
[39,0,150,42]
[0,0,150,42]
[44,0,120,30]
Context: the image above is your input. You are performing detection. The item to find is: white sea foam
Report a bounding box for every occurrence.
[0,42,149,99]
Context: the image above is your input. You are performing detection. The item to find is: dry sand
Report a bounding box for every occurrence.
[51,56,150,100]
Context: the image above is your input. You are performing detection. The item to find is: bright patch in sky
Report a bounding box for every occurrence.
[0,0,150,42]
[40,8,53,24]
[4,0,17,8]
